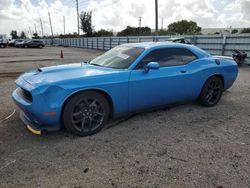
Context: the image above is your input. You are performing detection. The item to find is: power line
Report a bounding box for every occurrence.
[79,0,120,12]
[54,0,121,25]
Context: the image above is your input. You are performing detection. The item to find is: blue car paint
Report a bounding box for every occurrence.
[12,42,238,131]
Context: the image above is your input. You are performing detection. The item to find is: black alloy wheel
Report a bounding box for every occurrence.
[63,91,110,136]
[198,76,223,107]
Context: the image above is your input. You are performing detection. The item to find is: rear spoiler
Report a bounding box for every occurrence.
[212,55,233,60]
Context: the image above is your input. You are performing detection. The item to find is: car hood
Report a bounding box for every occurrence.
[22,63,120,87]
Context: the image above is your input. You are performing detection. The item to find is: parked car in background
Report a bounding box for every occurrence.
[0,34,8,48]
[22,39,45,48]
[8,39,17,47]
[12,42,238,136]
[166,37,192,44]
[15,39,25,48]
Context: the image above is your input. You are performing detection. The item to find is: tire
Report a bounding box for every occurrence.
[24,45,28,48]
[198,76,223,107]
[62,91,110,136]
[38,45,43,48]
[0,44,4,48]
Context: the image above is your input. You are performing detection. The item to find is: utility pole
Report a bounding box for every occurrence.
[138,16,142,35]
[34,24,37,34]
[40,18,44,37]
[28,27,31,35]
[48,12,54,38]
[155,0,158,34]
[63,16,65,35]
[76,0,80,35]
[161,17,164,30]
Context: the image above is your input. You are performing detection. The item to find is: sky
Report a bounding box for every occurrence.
[0,0,250,37]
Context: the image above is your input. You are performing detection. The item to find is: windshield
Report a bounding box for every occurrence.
[89,46,144,69]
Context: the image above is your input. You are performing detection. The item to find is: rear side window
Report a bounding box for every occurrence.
[136,48,197,69]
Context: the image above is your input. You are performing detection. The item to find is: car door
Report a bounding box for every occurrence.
[29,40,36,47]
[129,47,198,112]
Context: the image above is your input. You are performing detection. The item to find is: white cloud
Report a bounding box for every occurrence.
[0,0,250,37]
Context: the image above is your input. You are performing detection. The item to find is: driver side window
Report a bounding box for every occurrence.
[136,48,197,69]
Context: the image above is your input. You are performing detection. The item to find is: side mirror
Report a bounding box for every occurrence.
[144,62,160,73]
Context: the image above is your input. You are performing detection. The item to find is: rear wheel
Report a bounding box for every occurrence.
[38,45,43,48]
[62,91,110,136]
[24,45,28,48]
[198,76,223,107]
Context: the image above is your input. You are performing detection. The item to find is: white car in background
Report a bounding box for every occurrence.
[0,34,8,48]
[15,39,25,48]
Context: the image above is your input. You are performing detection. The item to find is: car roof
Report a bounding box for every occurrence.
[122,42,211,58]
[122,42,190,49]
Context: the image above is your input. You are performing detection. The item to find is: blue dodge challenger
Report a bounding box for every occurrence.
[12,42,238,136]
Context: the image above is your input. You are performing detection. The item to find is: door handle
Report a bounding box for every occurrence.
[180,70,187,73]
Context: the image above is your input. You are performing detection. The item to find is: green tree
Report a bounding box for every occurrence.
[117,26,151,36]
[167,20,201,35]
[80,11,93,37]
[32,33,40,39]
[157,29,175,35]
[20,31,27,39]
[240,28,250,33]
[93,29,113,37]
[10,30,18,39]
[59,32,79,38]
[231,29,238,34]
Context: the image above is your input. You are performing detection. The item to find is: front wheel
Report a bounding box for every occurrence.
[198,76,223,107]
[62,91,110,136]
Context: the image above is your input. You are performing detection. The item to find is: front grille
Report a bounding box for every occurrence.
[17,87,32,103]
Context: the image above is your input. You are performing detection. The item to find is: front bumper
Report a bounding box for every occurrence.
[20,111,42,135]
[12,84,61,134]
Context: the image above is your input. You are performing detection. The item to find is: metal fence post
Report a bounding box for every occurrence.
[97,38,99,49]
[87,38,88,48]
[193,36,197,45]
[110,38,112,49]
[103,38,105,50]
[92,38,94,48]
[222,35,227,56]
